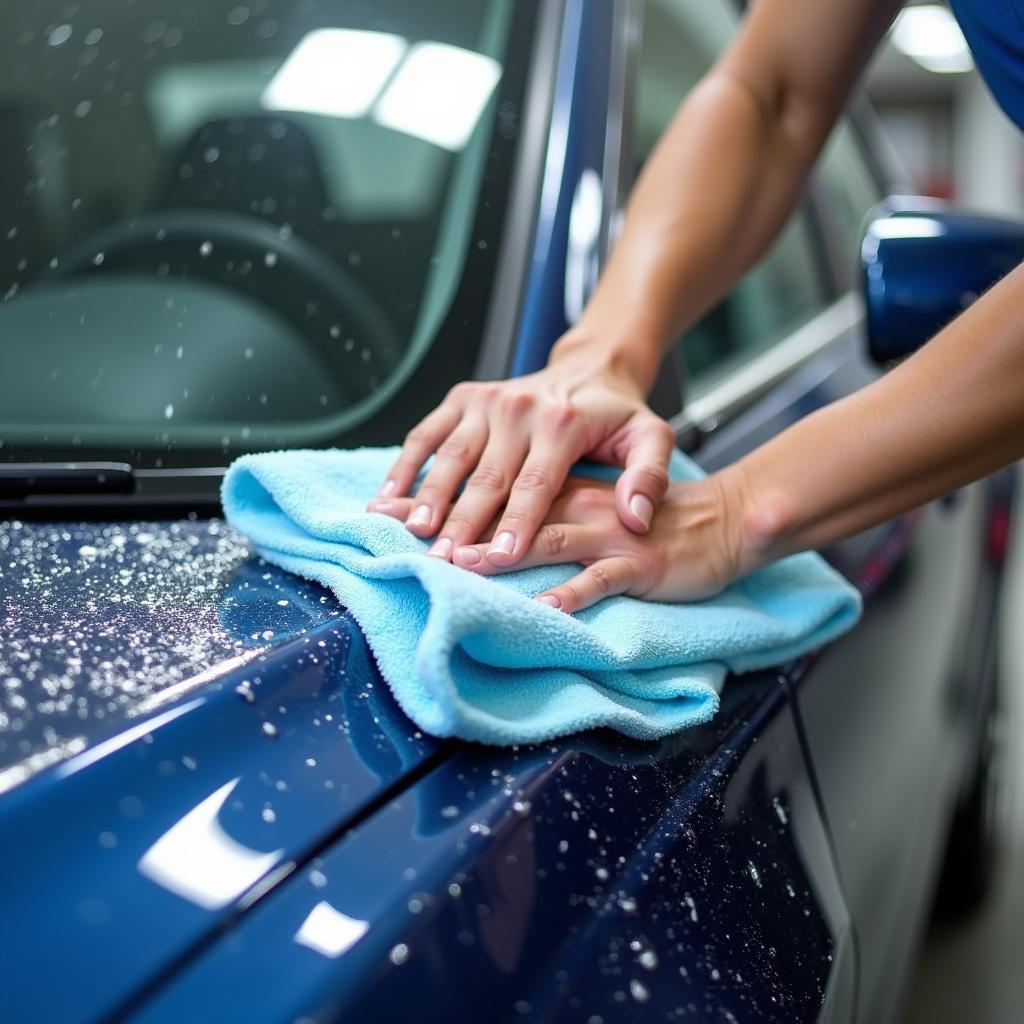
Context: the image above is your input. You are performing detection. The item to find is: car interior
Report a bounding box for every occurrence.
[0,0,511,453]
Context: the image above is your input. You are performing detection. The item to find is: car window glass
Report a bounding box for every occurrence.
[0,0,530,465]
[814,120,885,289]
[631,0,830,401]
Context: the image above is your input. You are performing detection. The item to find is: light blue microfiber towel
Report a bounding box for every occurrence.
[222,447,861,745]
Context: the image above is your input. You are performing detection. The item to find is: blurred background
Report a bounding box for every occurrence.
[863,5,1024,1020]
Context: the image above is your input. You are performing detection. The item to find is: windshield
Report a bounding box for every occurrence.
[0,0,533,467]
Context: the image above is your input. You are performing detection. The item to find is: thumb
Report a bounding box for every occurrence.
[613,416,674,533]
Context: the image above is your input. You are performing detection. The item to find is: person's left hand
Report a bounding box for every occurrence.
[369,474,748,613]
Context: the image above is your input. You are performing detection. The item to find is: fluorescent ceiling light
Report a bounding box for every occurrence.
[262,29,407,118]
[890,5,973,74]
[372,42,501,150]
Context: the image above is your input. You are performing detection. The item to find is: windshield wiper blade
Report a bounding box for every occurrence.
[0,462,135,499]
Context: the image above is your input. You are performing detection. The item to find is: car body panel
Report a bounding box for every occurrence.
[697,321,1012,1024]
[0,547,443,1023]
[131,675,853,1024]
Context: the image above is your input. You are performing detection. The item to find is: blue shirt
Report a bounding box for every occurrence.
[950,0,1024,130]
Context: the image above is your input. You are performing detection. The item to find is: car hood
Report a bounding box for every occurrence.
[0,516,344,786]
[0,516,443,1023]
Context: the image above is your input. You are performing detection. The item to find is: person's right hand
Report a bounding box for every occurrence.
[366,345,676,567]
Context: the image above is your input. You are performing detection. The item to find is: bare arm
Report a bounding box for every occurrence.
[440,264,1024,613]
[373,0,900,565]
[551,0,903,387]
[729,261,1024,571]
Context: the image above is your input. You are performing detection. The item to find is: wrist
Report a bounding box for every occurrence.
[548,319,664,396]
[713,461,796,577]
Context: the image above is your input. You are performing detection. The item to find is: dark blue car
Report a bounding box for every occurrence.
[0,2,1017,1022]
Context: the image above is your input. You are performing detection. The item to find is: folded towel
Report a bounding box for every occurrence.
[222,447,861,745]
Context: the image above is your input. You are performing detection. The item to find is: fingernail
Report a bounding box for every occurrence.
[537,594,561,609]
[488,531,516,558]
[455,546,482,566]
[630,494,654,529]
[367,500,392,512]
[428,537,453,559]
[407,504,432,527]
[379,479,397,497]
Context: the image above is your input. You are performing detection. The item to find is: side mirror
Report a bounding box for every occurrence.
[861,198,1024,363]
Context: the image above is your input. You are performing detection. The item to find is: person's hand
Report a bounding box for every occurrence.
[367,345,675,567]
[371,473,752,613]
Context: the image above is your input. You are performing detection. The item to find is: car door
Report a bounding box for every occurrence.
[628,25,991,1024]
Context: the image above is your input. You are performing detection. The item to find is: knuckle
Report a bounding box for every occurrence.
[514,466,552,493]
[499,390,533,417]
[631,550,660,591]
[585,564,615,595]
[441,510,475,529]
[447,381,474,401]
[437,435,472,460]
[574,486,608,511]
[404,424,434,447]
[468,464,508,492]
[633,464,670,493]
[545,401,580,431]
[559,582,581,607]
[499,507,534,525]
[650,418,676,445]
[537,525,567,558]
[414,483,443,501]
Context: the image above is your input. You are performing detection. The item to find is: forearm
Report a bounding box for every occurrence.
[728,263,1024,571]
[550,0,900,394]
[552,71,819,393]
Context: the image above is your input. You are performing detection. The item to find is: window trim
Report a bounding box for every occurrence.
[473,0,567,381]
[670,291,864,450]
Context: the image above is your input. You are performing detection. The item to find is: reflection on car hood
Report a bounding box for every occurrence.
[0,517,343,789]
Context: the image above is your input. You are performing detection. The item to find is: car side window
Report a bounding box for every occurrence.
[631,0,831,399]
[813,120,885,290]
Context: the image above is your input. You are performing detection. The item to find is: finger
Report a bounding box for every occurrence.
[404,419,488,541]
[366,496,419,521]
[367,496,499,555]
[374,403,462,500]
[535,557,636,614]
[452,522,600,575]
[483,419,584,567]
[614,416,675,534]
[433,433,529,550]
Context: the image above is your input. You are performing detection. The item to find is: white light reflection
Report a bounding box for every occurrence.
[262,29,408,118]
[564,168,603,324]
[294,901,369,959]
[372,42,502,150]
[868,216,947,239]
[138,778,283,909]
[890,6,973,74]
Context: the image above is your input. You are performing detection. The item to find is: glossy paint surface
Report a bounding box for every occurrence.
[0,518,339,786]
[699,325,1010,1024]
[862,203,1024,362]
[0,557,440,1023]
[135,674,853,1024]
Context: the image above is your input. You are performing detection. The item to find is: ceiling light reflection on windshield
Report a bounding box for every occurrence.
[138,778,283,909]
[294,901,369,959]
[372,42,502,151]
[262,29,408,119]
